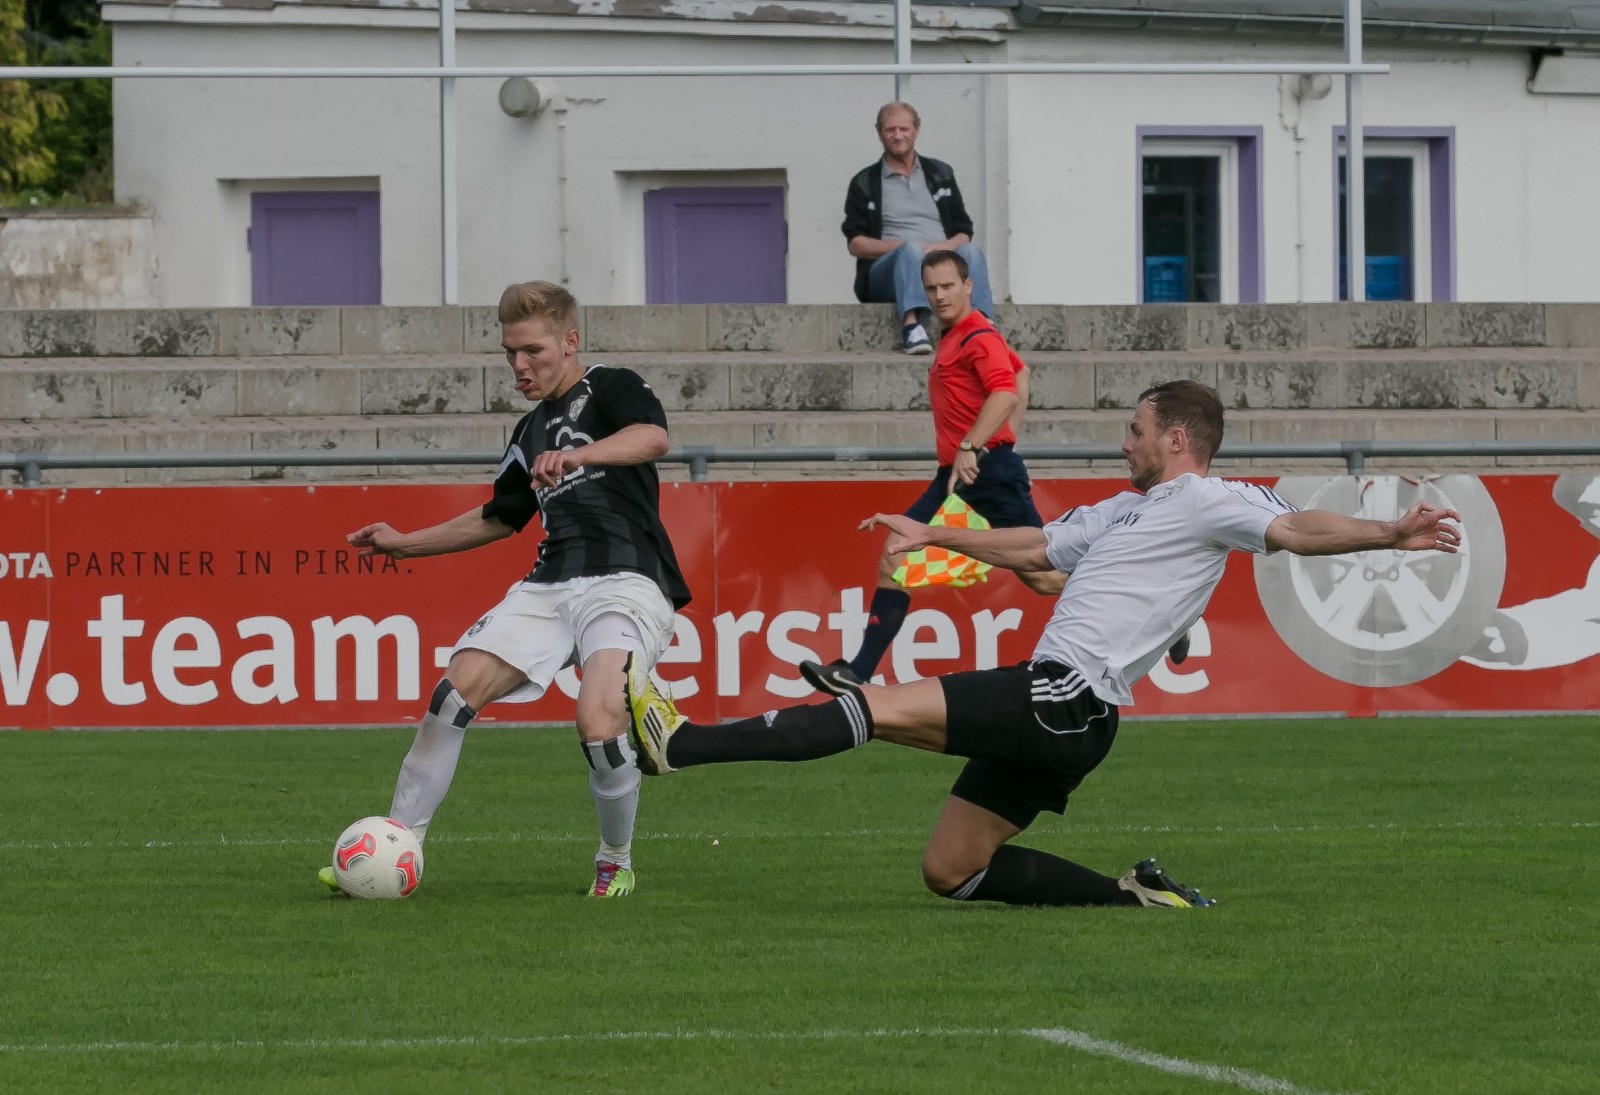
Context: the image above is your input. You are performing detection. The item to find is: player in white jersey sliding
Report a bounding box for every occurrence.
[623,380,1460,908]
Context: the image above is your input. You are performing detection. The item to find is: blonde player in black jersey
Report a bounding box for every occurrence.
[320,281,690,900]
[625,380,1459,908]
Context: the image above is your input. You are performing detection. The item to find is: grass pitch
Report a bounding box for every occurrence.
[3,716,1598,1094]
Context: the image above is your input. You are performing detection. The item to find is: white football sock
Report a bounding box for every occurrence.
[583,734,640,870]
[390,683,474,843]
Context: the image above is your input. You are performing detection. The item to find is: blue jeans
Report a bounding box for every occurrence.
[865,241,994,322]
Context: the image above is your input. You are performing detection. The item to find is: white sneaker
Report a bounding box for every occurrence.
[902,323,933,354]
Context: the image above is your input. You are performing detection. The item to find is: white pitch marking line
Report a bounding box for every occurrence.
[1024,1028,1352,1095]
[4,1028,959,1054]
[0,1025,1358,1093]
[0,818,1594,854]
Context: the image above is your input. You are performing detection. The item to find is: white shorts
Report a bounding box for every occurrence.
[453,572,676,703]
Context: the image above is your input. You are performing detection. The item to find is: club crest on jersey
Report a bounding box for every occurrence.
[567,392,589,420]
[553,425,594,451]
[467,614,492,636]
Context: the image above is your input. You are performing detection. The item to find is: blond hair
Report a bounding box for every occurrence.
[498,280,579,332]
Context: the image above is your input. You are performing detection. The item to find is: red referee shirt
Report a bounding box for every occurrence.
[927,310,1023,465]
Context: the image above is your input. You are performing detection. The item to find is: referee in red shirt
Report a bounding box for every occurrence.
[802,249,1058,696]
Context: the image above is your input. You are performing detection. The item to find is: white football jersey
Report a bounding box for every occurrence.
[1033,473,1295,706]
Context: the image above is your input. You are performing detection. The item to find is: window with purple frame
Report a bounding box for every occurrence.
[1136,128,1264,304]
[1334,128,1455,302]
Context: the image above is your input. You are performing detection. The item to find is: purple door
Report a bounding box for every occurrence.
[250,191,381,306]
[644,187,786,304]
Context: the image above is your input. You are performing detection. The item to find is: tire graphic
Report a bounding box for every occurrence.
[1253,476,1506,687]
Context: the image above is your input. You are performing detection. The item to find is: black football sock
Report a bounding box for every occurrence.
[666,692,874,769]
[946,844,1140,907]
[847,587,912,680]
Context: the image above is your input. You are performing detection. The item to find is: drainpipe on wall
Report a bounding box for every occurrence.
[553,96,607,292]
[498,79,576,290]
[1278,73,1332,303]
[553,94,571,288]
[1275,76,1305,302]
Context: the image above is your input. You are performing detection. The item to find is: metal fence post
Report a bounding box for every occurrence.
[1343,0,1366,303]
[439,0,459,306]
[893,0,912,101]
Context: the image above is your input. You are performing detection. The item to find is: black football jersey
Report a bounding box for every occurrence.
[481,364,691,608]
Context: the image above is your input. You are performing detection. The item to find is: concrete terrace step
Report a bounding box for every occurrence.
[5,302,1600,358]
[6,300,1596,485]
[5,408,1596,486]
[2,348,1597,419]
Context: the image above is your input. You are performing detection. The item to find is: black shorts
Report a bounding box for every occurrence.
[940,661,1120,830]
[904,444,1044,530]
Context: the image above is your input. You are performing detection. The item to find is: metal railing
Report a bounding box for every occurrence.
[1,62,1389,79]
[5,440,1599,488]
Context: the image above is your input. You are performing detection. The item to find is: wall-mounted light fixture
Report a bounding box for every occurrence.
[1295,73,1333,101]
[498,77,553,118]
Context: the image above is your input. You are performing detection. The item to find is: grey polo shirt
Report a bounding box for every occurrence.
[879,158,947,246]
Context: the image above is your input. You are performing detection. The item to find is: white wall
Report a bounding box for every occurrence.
[110,13,995,307]
[114,23,439,306]
[1005,33,1600,304]
[109,10,1600,307]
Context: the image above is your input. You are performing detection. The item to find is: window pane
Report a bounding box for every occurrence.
[1339,155,1415,301]
[1142,155,1221,303]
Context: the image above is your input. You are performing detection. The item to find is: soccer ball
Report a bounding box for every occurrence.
[331,816,424,900]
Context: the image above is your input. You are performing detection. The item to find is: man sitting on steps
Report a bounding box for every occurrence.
[842,100,994,354]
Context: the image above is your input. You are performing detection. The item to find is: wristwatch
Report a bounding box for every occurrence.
[957,440,977,454]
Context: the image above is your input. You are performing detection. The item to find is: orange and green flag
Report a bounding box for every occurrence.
[892,495,993,589]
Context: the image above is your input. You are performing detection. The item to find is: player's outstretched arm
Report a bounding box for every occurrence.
[348,507,516,561]
[1265,500,1463,557]
[861,512,1052,571]
[532,423,669,488]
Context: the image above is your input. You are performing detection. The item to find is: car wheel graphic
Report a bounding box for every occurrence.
[1253,475,1506,688]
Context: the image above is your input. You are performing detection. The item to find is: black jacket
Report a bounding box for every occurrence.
[841,155,976,303]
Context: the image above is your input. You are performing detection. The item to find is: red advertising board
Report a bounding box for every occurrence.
[3,474,1598,729]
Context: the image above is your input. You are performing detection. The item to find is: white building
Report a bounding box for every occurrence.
[104,0,1600,307]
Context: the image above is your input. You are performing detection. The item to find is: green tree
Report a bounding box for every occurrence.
[25,0,100,41]
[0,0,67,197]
[2,0,111,204]
[33,18,112,201]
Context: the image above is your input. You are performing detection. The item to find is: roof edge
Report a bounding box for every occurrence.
[1014,4,1600,50]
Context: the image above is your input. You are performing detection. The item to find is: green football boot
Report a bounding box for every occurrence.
[623,652,685,776]
[317,865,348,898]
[588,861,636,898]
